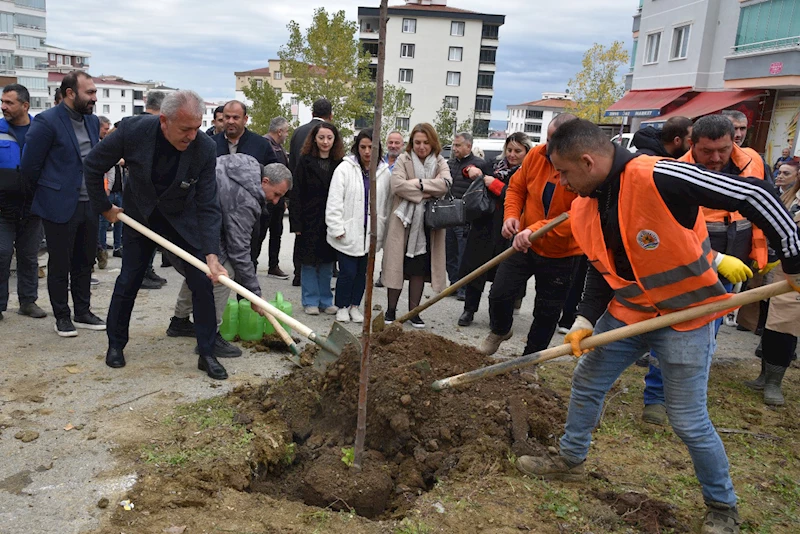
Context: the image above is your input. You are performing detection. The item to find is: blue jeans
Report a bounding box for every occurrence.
[560,312,736,507]
[335,252,367,308]
[644,279,734,405]
[98,191,123,250]
[301,262,333,308]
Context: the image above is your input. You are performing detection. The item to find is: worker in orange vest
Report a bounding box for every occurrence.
[513,119,800,534]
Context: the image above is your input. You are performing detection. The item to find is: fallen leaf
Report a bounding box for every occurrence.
[64,424,74,431]
[65,367,82,374]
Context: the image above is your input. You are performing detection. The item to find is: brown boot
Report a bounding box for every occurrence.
[516,453,585,482]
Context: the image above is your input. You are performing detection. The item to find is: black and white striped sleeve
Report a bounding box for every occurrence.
[653,159,800,273]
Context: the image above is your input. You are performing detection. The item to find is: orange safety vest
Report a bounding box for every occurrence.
[571,156,732,331]
[679,145,767,269]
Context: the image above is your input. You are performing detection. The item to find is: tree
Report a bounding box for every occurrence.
[242,80,295,138]
[433,98,457,146]
[456,109,475,137]
[567,41,629,124]
[379,82,413,141]
[278,8,373,139]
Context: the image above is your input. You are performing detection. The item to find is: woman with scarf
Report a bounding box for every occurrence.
[289,122,345,315]
[457,132,532,326]
[381,123,451,327]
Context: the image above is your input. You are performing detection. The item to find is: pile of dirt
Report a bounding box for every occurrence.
[240,333,297,353]
[594,491,687,532]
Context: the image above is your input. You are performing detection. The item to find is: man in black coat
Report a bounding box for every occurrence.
[631,116,692,158]
[287,98,332,285]
[84,90,230,380]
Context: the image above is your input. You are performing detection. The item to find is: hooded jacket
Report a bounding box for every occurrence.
[215,153,265,296]
[632,126,672,158]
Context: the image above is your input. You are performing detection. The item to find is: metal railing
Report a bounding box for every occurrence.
[732,35,800,54]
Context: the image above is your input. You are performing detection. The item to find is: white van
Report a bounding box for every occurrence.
[611,133,638,153]
[472,138,507,162]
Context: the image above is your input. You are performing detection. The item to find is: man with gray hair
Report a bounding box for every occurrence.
[85,89,231,380]
[166,156,292,358]
[720,110,748,147]
[261,116,291,279]
[145,91,166,114]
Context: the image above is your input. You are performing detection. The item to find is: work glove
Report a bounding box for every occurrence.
[564,316,594,357]
[714,253,753,284]
[758,260,780,275]
[787,271,800,293]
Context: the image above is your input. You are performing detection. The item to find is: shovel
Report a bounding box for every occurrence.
[118,213,358,373]
[373,213,569,329]
[431,280,794,391]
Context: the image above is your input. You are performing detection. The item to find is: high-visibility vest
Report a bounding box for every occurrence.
[680,145,768,269]
[571,156,732,331]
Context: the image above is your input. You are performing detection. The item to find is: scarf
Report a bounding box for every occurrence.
[394,152,437,257]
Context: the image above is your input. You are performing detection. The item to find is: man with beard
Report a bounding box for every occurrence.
[22,71,106,337]
[205,105,224,136]
[385,131,404,171]
[632,116,692,159]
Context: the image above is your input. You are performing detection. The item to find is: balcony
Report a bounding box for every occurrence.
[724,36,800,87]
[632,13,640,34]
[359,17,380,40]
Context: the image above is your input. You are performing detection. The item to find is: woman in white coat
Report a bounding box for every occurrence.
[325,129,392,323]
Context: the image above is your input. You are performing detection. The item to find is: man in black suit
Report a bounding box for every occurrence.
[211,100,276,165]
[84,90,230,380]
[287,98,332,285]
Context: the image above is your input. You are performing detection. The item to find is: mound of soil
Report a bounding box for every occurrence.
[243,326,568,518]
[594,491,687,532]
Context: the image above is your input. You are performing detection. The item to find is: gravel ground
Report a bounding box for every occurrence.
[0,217,762,533]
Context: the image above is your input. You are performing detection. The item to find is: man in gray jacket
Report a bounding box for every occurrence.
[166,155,292,357]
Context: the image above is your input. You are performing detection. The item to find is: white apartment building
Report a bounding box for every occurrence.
[45,44,90,74]
[358,0,504,137]
[506,92,573,145]
[48,73,147,125]
[0,0,49,113]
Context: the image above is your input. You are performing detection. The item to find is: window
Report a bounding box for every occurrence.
[0,13,13,33]
[448,47,462,61]
[450,21,465,37]
[121,105,126,113]
[446,71,461,86]
[477,71,494,89]
[14,13,46,30]
[630,38,638,71]
[56,54,63,64]
[15,55,36,69]
[531,136,541,143]
[133,90,143,100]
[16,34,44,49]
[16,76,46,91]
[103,89,110,98]
[396,117,410,131]
[671,24,690,60]
[401,43,415,58]
[256,79,263,88]
[403,93,412,107]
[480,47,496,64]
[524,124,542,134]
[644,32,661,64]
[475,95,492,113]
[103,105,110,114]
[526,110,543,120]
[134,105,144,114]
[14,0,46,9]
[203,120,207,127]
[362,42,379,57]
[402,18,416,33]
[121,90,126,97]
[399,68,413,83]
[76,57,83,65]
[482,24,500,39]
[48,53,55,60]
[0,51,12,72]
[291,97,299,106]
[444,96,459,110]
[274,71,282,80]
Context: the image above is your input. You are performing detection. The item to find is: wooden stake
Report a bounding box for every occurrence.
[354,0,389,470]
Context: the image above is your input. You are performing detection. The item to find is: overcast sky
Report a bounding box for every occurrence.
[47,1,634,126]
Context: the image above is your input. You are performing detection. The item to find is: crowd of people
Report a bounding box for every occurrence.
[2,70,800,534]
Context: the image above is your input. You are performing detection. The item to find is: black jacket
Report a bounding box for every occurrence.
[288,118,323,173]
[212,128,278,166]
[288,154,339,265]
[447,153,493,199]
[632,127,671,158]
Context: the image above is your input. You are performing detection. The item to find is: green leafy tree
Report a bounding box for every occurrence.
[457,109,475,137]
[380,82,413,141]
[242,80,295,138]
[433,98,458,146]
[278,8,373,139]
[567,41,629,124]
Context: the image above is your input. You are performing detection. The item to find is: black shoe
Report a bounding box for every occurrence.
[384,309,396,324]
[458,310,474,327]
[736,324,749,332]
[160,253,172,268]
[292,275,301,287]
[145,268,167,285]
[106,347,125,368]
[268,266,290,279]
[140,277,163,290]
[74,312,106,330]
[198,354,228,380]
[0,311,3,320]
[90,277,100,286]
[455,288,466,301]
[166,316,195,337]
[374,279,384,288]
[55,317,78,337]
[755,326,764,336]
[755,341,763,359]
[112,248,122,258]
[409,315,425,328]
[18,302,47,318]
[194,333,243,358]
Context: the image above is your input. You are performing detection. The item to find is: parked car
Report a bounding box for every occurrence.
[442,138,506,162]
[611,133,638,153]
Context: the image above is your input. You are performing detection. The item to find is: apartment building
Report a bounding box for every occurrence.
[358,0,504,137]
[506,92,573,145]
[0,0,49,112]
[234,59,311,125]
[45,44,90,74]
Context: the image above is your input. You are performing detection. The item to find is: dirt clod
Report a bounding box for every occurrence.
[14,430,39,442]
[97,497,109,509]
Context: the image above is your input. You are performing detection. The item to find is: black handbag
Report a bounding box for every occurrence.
[462,177,495,221]
[424,187,466,229]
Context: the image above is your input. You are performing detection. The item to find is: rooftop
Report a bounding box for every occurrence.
[388,3,479,14]
[511,98,573,109]
[234,67,271,77]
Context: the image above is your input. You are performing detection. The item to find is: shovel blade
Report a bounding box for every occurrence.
[311,321,360,374]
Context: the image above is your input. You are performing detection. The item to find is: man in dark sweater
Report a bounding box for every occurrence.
[631,116,692,159]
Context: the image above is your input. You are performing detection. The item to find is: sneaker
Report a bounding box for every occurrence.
[556,326,569,335]
[194,333,242,359]
[55,317,78,337]
[90,277,100,286]
[642,403,668,426]
[349,307,364,323]
[323,305,338,315]
[112,248,123,258]
[145,268,167,285]
[140,277,162,290]
[409,315,425,328]
[74,312,106,331]
[97,248,108,270]
[335,308,350,322]
[516,453,585,482]
[384,309,396,324]
[479,330,513,355]
[18,302,47,319]
[304,306,320,315]
[166,316,195,337]
[268,266,290,279]
[701,502,740,534]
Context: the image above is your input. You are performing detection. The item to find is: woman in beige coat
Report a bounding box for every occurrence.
[381,123,451,327]
[744,159,800,405]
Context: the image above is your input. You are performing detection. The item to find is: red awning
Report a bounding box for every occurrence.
[642,90,765,123]
[605,87,692,118]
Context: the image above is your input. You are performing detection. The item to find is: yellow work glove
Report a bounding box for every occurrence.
[787,271,800,293]
[758,260,780,275]
[714,253,753,284]
[564,316,594,357]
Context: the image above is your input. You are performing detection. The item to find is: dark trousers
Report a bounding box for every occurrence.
[42,201,97,319]
[488,250,577,355]
[268,200,285,268]
[0,213,42,311]
[762,328,797,367]
[445,224,469,285]
[558,255,589,328]
[335,251,368,308]
[107,211,216,356]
